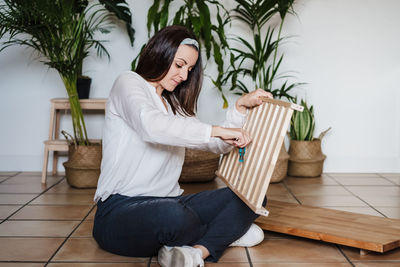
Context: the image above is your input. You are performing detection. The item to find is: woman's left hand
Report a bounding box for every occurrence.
[235,89,273,114]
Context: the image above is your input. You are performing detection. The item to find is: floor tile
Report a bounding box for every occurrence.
[0,263,45,266]
[0,176,10,183]
[248,238,347,263]
[267,184,290,196]
[268,194,298,204]
[46,179,96,194]
[252,263,352,267]
[0,172,19,176]
[0,220,79,237]
[0,194,38,204]
[218,247,249,263]
[71,221,93,237]
[325,206,384,217]
[0,205,22,219]
[263,231,295,240]
[341,246,400,261]
[48,263,148,267]
[284,175,339,185]
[85,206,97,221]
[10,205,93,220]
[3,174,62,185]
[380,174,400,185]
[328,173,381,178]
[296,195,367,207]
[331,177,393,186]
[52,238,147,262]
[287,185,352,196]
[31,193,95,205]
[360,196,400,207]
[353,262,400,267]
[0,237,64,261]
[345,186,400,197]
[375,207,400,219]
[0,183,53,194]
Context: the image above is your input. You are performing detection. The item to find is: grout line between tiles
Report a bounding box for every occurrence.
[44,204,96,266]
[147,256,152,267]
[281,181,301,204]
[0,178,66,224]
[0,172,22,184]
[336,245,355,267]
[377,173,400,186]
[339,184,388,218]
[244,247,253,267]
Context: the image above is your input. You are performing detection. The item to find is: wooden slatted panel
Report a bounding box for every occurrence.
[216,98,302,215]
[256,200,400,253]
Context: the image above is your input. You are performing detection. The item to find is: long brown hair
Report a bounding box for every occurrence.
[135,25,203,116]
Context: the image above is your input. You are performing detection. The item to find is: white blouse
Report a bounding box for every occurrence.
[94,71,247,202]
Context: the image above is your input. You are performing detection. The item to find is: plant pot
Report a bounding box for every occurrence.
[77,76,92,99]
[288,139,326,177]
[179,148,220,183]
[270,143,289,183]
[63,141,102,188]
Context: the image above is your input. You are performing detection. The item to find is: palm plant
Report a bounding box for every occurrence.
[225,0,300,102]
[133,0,231,107]
[0,0,133,146]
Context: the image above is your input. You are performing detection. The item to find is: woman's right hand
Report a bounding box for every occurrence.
[211,126,251,148]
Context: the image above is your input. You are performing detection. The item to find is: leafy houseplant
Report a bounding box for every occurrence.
[0,0,134,187]
[136,0,232,183]
[288,100,331,177]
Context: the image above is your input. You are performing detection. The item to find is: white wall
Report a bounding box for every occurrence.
[0,0,399,172]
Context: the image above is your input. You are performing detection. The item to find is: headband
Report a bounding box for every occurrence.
[180,38,199,50]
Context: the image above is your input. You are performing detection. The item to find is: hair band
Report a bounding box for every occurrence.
[180,38,199,50]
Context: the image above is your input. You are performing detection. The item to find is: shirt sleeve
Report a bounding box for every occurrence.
[108,72,212,148]
[192,106,248,154]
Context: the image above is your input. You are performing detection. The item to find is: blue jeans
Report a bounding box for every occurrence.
[93,187,266,262]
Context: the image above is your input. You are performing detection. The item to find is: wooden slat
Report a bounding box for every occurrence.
[216,98,296,215]
[256,200,400,253]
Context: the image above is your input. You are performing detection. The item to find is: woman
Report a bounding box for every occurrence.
[93,25,271,267]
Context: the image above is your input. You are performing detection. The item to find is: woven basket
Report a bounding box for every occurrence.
[270,143,289,183]
[179,148,220,183]
[288,139,326,177]
[63,142,102,188]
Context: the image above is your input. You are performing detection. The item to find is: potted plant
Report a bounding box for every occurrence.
[288,99,331,177]
[137,0,231,183]
[0,0,134,188]
[224,0,301,183]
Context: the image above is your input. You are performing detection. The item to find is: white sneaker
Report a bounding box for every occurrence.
[158,245,204,267]
[229,223,264,247]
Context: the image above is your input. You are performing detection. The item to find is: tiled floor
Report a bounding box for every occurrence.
[1,172,400,266]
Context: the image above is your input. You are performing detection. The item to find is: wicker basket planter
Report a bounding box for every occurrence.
[63,142,102,188]
[270,143,289,183]
[179,148,220,183]
[288,139,326,177]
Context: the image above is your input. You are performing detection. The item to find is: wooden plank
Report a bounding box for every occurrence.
[255,200,400,253]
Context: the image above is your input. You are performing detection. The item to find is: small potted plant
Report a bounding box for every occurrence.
[288,99,331,177]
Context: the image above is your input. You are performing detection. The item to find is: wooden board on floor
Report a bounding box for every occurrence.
[255,200,400,253]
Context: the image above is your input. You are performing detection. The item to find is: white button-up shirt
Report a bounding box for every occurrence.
[94,71,246,202]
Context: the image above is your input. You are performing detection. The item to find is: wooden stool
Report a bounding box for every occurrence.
[41,98,107,183]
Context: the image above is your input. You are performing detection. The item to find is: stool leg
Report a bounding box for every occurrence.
[42,146,49,184]
[52,151,58,175]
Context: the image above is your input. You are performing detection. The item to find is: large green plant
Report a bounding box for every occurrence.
[132,0,231,107]
[0,0,134,145]
[225,0,300,102]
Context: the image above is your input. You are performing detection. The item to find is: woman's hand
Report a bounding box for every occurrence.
[211,126,251,148]
[236,89,273,114]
